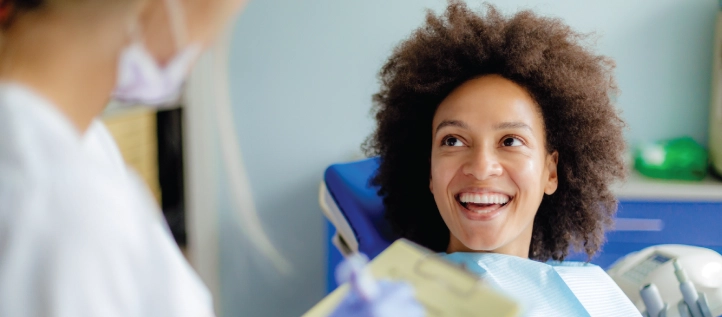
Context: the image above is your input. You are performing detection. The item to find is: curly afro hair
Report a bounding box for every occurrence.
[363,1,627,262]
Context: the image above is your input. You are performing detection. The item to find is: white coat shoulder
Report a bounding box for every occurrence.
[0,84,213,317]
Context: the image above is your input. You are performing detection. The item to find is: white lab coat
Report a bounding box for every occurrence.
[0,84,214,317]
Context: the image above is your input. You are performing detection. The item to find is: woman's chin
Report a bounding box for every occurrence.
[453,233,507,253]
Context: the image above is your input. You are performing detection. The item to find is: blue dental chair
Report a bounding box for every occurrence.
[319,157,391,292]
[320,158,722,293]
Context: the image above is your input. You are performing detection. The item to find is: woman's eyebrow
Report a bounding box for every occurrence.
[435,120,468,133]
[493,121,533,132]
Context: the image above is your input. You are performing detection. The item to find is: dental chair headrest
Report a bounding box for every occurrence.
[323,157,395,259]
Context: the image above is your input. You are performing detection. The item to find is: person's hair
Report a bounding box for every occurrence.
[0,0,42,28]
[0,0,138,29]
[364,1,627,261]
[6,0,42,10]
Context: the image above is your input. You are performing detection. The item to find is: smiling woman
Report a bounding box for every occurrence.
[364,1,627,262]
[362,2,637,314]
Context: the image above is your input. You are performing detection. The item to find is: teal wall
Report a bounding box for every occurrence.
[220,1,718,316]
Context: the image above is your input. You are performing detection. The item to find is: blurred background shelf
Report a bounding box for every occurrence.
[102,106,161,203]
[612,170,722,202]
[563,171,722,268]
[102,103,188,246]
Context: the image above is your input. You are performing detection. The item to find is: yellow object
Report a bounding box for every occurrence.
[303,239,520,317]
[102,107,161,204]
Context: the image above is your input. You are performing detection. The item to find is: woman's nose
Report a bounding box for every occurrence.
[462,147,503,180]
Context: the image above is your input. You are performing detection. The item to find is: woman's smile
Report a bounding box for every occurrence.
[455,191,513,221]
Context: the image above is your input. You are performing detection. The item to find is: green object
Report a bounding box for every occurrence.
[634,137,708,181]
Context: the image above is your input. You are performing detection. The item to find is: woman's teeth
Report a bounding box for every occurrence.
[459,193,510,205]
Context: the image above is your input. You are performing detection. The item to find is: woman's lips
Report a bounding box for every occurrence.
[455,194,511,221]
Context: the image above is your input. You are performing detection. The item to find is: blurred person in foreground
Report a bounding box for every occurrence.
[0,0,422,316]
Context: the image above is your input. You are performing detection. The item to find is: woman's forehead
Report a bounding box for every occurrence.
[433,75,544,133]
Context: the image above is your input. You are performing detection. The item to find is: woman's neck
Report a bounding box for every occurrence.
[0,9,128,133]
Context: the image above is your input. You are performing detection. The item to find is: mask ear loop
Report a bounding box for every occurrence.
[162,0,188,50]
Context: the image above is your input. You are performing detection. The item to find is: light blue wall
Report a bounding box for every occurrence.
[221,1,718,316]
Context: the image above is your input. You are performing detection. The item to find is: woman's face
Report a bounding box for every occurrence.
[430,75,558,257]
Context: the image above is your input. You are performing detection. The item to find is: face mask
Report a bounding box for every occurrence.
[113,0,200,105]
[113,43,201,104]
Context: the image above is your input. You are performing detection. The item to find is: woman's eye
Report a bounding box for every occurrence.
[501,136,523,147]
[442,136,464,147]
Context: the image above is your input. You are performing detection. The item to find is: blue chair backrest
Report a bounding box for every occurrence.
[323,157,395,259]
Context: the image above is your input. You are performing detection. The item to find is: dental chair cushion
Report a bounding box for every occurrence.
[324,157,395,259]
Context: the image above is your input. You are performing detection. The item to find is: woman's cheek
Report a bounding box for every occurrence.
[505,152,540,174]
[505,153,545,196]
[434,155,459,185]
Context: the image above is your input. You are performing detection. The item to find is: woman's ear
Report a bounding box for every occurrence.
[544,151,559,195]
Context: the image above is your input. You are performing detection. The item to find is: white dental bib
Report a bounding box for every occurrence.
[442,252,641,316]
